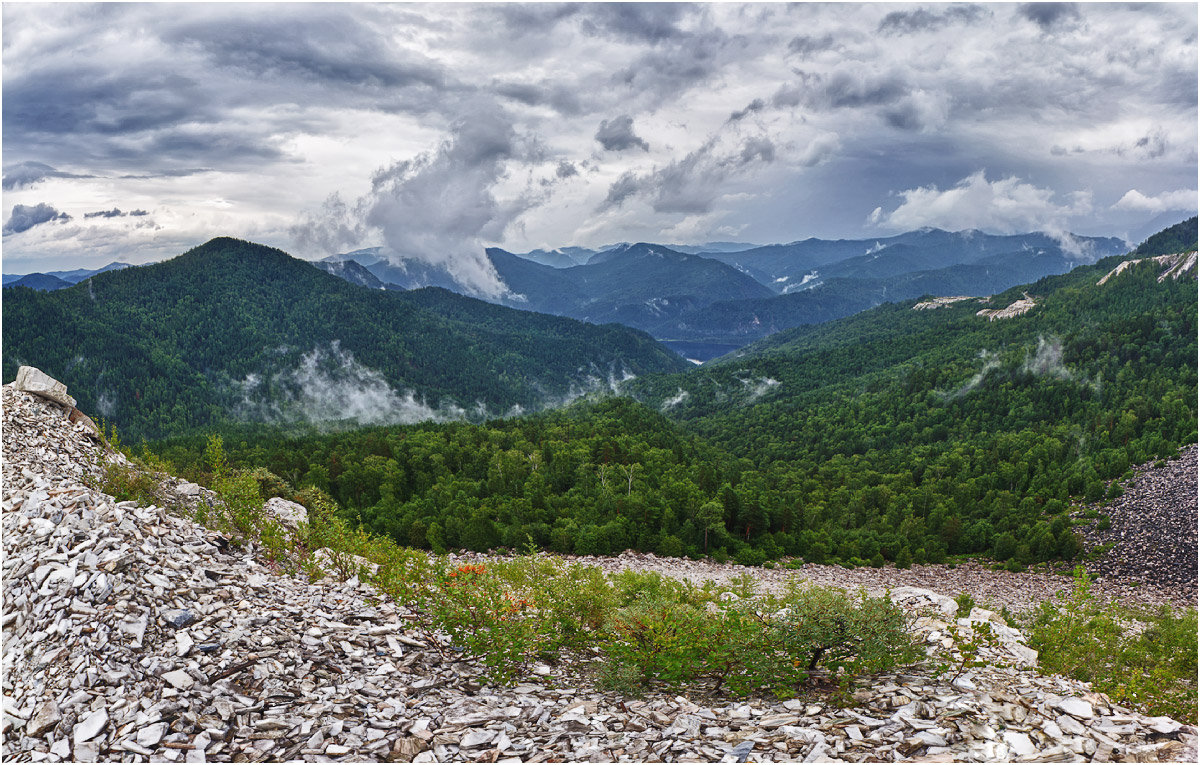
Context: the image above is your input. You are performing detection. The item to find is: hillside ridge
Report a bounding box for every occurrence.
[3,377,1196,763]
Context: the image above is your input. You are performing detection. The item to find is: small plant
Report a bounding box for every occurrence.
[1025,567,1197,723]
[89,459,160,506]
[955,592,976,618]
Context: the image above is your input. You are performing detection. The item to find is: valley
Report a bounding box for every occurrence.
[3,4,1196,762]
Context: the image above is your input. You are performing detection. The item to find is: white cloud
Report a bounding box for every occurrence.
[873,170,1092,235]
[1112,188,1197,214]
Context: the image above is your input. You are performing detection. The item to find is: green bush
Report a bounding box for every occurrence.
[602,582,919,697]
[1026,568,1197,723]
[955,592,976,618]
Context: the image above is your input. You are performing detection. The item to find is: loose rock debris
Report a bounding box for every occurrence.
[3,381,1196,762]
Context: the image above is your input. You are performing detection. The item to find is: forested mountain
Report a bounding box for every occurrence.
[2,237,690,439]
[159,226,1195,570]
[700,229,1127,293]
[4,273,73,291]
[1134,216,1196,256]
[2,261,133,288]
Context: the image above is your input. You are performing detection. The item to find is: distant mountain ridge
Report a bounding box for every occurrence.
[2,237,689,439]
[2,261,133,290]
[311,227,1143,360]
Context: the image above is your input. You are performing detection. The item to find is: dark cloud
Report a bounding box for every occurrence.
[1019,3,1081,30]
[595,115,649,152]
[599,134,776,215]
[771,83,804,108]
[82,208,149,219]
[491,4,581,35]
[2,161,97,190]
[580,3,692,43]
[884,102,923,131]
[555,161,579,179]
[4,70,205,137]
[118,168,212,180]
[165,14,448,92]
[787,34,836,57]
[3,203,72,235]
[821,72,909,109]
[739,136,775,164]
[729,98,766,122]
[879,5,988,35]
[611,29,731,104]
[602,171,643,210]
[492,80,582,115]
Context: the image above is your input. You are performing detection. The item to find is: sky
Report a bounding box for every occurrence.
[3,2,1197,292]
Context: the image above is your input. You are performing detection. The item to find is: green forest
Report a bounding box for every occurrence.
[1,238,687,438]
[146,220,1197,569]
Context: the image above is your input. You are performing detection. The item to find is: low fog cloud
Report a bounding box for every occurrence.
[235,341,469,427]
[1021,335,1077,381]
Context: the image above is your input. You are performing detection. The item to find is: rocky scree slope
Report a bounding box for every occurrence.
[1077,444,1198,601]
[2,381,1196,763]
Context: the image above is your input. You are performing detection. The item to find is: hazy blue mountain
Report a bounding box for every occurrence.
[5,273,74,291]
[311,259,388,289]
[482,243,774,334]
[4,261,134,287]
[507,246,598,268]
[703,229,1127,293]
[643,248,1128,353]
[663,241,759,255]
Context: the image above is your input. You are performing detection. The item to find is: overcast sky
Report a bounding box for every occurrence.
[3,2,1196,284]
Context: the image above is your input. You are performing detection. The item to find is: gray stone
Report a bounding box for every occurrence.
[161,669,194,690]
[72,708,107,746]
[137,722,168,747]
[27,700,61,737]
[262,497,308,531]
[1002,730,1035,757]
[1054,697,1094,719]
[161,608,198,628]
[14,367,76,408]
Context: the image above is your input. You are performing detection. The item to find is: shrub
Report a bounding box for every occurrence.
[602,582,920,698]
[1026,568,1197,723]
[955,592,976,618]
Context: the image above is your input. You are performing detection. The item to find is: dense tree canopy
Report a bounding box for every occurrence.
[2,238,688,439]
[155,239,1197,568]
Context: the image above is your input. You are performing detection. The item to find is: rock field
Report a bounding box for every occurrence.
[3,380,1196,763]
[1078,445,1198,603]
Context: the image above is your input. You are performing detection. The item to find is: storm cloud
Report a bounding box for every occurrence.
[3,161,96,190]
[595,115,650,152]
[3,203,71,235]
[1,3,1195,271]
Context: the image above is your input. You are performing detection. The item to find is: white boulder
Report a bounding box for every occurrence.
[14,366,76,408]
[262,497,308,531]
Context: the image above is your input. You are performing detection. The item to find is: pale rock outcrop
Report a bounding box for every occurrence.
[14,365,76,408]
[262,496,308,531]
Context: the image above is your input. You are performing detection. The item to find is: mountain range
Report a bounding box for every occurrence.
[2,261,133,290]
[2,238,688,439]
[317,229,1129,358]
